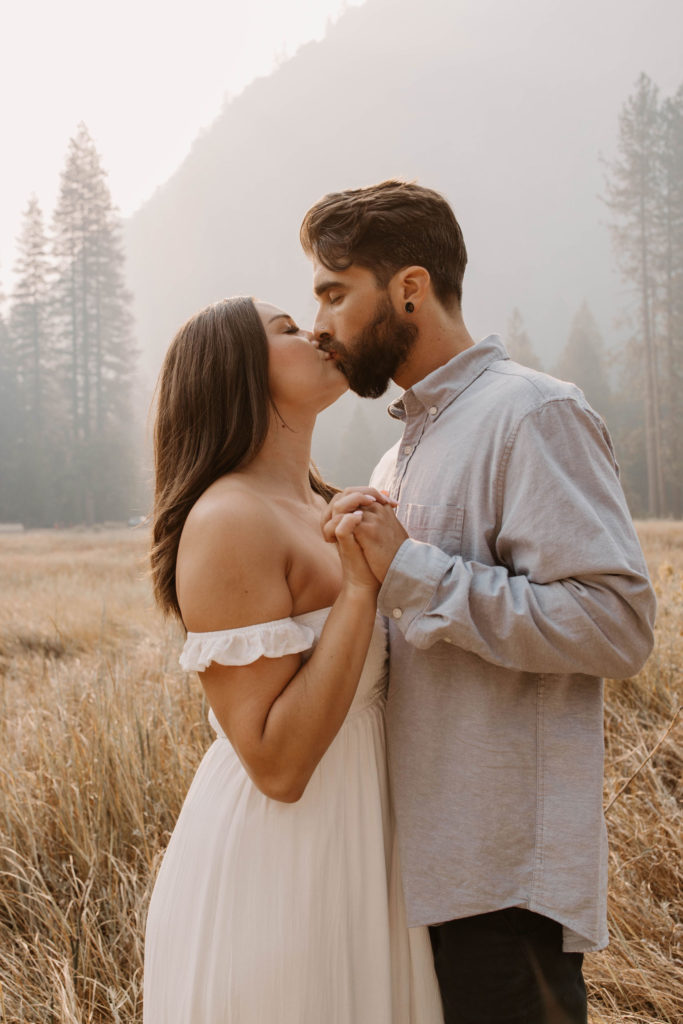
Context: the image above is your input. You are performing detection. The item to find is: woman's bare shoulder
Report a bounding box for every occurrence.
[183,476,278,538]
[177,478,291,631]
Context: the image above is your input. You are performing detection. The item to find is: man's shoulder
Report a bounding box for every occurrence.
[478,358,595,423]
[481,361,616,471]
[487,358,582,404]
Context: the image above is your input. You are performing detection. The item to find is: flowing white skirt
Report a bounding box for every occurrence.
[143,693,444,1023]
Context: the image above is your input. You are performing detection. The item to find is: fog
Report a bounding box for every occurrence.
[121,0,682,484]
[2,0,682,518]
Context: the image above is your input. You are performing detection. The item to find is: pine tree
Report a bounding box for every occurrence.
[605,73,666,517]
[51,123,138,523]
[606,73,683,517]
[506,308,543,370]
[10,197,53,434]
[657,85,683,516]
[8,196,57,525]
[0,276,20,522]
[554,302,611,418]
[610,339,650,516]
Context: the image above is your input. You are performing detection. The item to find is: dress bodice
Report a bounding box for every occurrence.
[296,607,388,719]
[179,607,388,738]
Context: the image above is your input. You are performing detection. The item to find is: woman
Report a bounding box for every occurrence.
[144,296,443,1023]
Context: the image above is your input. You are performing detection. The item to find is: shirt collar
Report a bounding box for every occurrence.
[388,335,508,421]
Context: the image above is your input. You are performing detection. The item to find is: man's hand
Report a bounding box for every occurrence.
[322,488,408,583]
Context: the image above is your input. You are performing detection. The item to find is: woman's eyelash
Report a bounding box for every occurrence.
[284,324,300,334]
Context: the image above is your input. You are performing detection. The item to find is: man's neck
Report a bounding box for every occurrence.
[394,305,475,390]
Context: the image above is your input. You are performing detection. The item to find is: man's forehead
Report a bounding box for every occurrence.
[312,261,373,293]
[312,259,343,282]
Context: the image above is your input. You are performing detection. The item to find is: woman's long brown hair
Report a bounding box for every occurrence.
[150,297,336,620]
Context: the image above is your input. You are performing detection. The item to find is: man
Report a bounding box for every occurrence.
[301,180,656,1023]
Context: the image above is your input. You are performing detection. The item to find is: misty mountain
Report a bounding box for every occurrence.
[124,0,682,483]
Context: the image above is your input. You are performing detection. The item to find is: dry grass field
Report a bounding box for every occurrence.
[0,523,681,1023]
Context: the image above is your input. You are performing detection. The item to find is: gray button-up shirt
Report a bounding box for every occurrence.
[370,336,656,952]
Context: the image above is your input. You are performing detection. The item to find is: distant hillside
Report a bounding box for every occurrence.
[125,0,682,482]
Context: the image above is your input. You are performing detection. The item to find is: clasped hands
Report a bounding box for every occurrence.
[321,487,408,584]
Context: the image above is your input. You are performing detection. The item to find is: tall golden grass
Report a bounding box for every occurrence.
[0,524,680,1023]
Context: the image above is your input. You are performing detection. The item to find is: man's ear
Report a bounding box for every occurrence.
[388,266,431,313]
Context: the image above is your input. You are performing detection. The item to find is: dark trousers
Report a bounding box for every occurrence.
[429,908,588,1024]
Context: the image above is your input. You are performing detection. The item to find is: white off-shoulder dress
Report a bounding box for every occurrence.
[143,608,444,1023]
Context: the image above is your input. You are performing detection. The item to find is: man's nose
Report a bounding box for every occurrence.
[313,309,332,343]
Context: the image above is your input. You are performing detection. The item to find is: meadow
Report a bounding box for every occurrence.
[0,524,680,1023]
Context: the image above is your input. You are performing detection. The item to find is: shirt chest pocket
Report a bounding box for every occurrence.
[400,503,465,556]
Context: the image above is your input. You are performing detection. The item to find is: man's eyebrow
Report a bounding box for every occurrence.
[267,313,292,324]
[314,279,345,297]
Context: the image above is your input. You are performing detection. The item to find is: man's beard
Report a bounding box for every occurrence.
[329,296,418,399]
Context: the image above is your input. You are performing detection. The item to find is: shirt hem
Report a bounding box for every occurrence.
[405,899,609,953]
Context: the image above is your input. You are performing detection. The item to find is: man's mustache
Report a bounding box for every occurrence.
[319,340,351,378]
[318,339,345,360]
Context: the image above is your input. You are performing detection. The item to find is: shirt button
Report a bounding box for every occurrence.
[392,608,403,619]
[429,406,438,416]
[403,444,413,455]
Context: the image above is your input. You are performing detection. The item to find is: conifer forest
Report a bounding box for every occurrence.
[506,75,683,519]
[0,124,138,527]
[1,73,683,525]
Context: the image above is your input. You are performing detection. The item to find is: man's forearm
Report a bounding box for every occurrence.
[378,538,655,679]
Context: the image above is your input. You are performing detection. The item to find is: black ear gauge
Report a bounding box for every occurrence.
[405,302,414,313]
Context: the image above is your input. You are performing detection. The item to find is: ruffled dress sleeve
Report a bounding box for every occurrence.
[179,616,316,672]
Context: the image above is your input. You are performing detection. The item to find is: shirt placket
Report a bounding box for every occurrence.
[388,407,428,503]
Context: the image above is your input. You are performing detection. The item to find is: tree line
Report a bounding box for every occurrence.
[0,124,139,527]
[507,73,683,519]
[606,73,683,519]
[1,73,681,526]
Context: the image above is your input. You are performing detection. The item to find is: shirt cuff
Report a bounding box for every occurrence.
[378,538,453,629]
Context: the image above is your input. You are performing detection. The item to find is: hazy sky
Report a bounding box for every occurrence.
[1,0,363,288]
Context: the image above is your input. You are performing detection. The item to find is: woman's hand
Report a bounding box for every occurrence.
[322,488,397,543]
[334,510,380,594]
[323,488,407,584]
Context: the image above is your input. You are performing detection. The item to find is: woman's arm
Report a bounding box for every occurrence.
[176,491,379,802]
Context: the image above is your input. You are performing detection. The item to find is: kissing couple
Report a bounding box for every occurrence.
[143,180,655,1024]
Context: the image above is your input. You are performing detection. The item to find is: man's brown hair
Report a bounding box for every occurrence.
[300,180,467,308]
